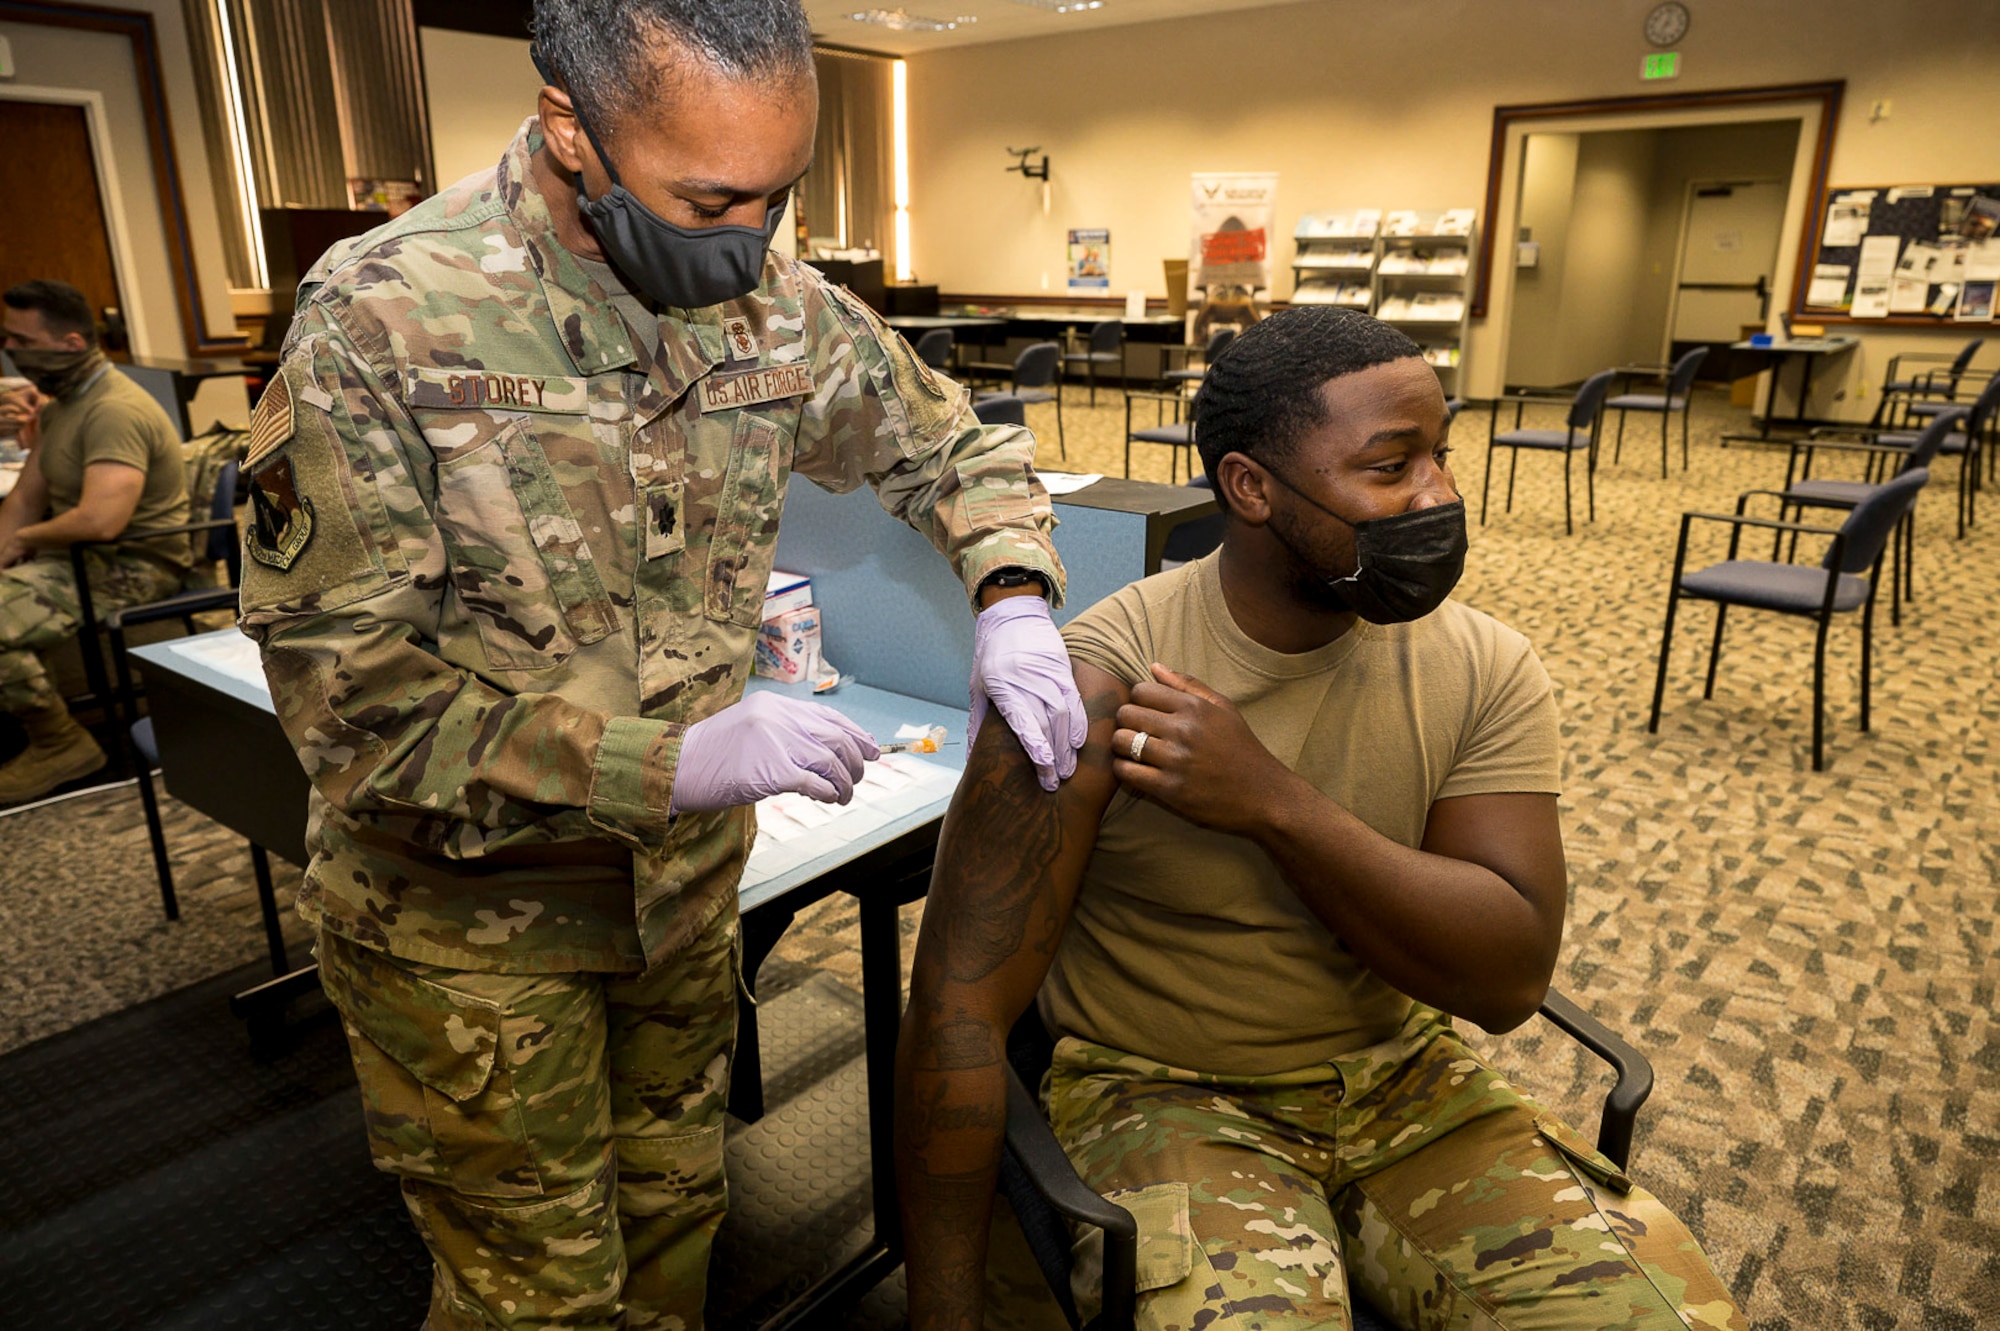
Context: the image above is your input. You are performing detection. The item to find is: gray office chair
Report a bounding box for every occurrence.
[973,394,1028,429]
[1648,467,1928,771]
[1161,327,1235,389]
[997,993,1653,1331]
[967,342,1065,457]
[1607,346,1708,478]
[1482,370,1616,536]
[1062,319,1125,406]
[1873,336,1984,427]
[1772,408,1965,625]
[1122,386,1196,483]
[913,327,955,372]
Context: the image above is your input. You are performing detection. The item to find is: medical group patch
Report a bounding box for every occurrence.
[247,453,316,571]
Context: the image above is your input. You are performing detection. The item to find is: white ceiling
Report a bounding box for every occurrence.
[806,0,1310,57]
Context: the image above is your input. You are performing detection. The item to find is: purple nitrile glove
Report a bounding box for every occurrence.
[969,594,1087,792]
[670,691,880,814]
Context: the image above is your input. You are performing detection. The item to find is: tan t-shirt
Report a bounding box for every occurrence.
[34,367,190,568]
[1043,551,1561,1076]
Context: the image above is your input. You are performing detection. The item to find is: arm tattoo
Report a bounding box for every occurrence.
[938,725,1068,983]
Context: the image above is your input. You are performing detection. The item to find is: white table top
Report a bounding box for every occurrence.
[0,461,21,497]
[130,629,969,914]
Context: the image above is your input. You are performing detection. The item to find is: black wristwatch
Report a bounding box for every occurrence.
[979,567,1051,598]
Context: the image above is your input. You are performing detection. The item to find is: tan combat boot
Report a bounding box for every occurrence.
[0,699,108,806]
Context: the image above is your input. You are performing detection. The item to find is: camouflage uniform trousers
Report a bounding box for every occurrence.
[316,903,740,1330]
[0,553,183,713]
[1039,1012,1748,1331]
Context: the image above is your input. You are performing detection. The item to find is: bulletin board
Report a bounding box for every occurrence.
[1796,182,2000,327]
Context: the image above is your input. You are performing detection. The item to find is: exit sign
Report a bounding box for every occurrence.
[1643,52,1681,80]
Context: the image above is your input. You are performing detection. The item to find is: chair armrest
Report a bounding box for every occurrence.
[1003,1062,1137,1331]
[105,586,241,631]
[1498,392,1577,408]
[1688,508,1840,537]
[1538,991,1653,1171]
[1792,437,1928,457]
[1612,362,1670,377]
[70,517,237,550]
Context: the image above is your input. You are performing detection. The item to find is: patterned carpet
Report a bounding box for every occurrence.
[3,383,1994,1328]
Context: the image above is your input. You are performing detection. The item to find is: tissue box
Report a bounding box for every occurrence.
[754,606,821,683]
[764,570,812,620]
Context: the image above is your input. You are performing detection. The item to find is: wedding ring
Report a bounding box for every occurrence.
[1127,731,1149,762]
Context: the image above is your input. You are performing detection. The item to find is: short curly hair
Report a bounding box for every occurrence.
[1193,307,1421,501]
[533,0,814,135]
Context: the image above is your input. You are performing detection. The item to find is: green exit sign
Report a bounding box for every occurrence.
[1643,52,1681,80]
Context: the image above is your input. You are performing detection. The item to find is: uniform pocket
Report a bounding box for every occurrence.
[433,419,614,671]
[319,935,544,1199]
[1069,1180,1196,1319]
[703,413,791,627]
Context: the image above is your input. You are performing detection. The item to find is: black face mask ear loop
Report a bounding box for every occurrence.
[530,47,624,194]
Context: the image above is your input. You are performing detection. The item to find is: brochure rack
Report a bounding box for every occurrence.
[1291,209,1477,382]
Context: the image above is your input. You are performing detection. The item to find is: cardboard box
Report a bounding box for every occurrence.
[754,606,821,683]
[764,570,812,620]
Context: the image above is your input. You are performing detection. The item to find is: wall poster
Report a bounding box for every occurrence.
[1191,173,1279,293]
[1067,228,1110,291]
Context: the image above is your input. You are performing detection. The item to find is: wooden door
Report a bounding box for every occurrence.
[0,101,121,339]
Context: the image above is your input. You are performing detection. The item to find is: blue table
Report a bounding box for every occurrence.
[132,630,969,1327]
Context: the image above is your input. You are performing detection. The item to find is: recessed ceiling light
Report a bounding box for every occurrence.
[1005,0,1104,10]
[843,7,973,30]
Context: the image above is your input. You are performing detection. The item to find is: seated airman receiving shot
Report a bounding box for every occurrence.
[896,307,1747,1330]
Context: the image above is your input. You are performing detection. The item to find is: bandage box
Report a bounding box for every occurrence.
[764,570,813,620]
[755,606,821,683]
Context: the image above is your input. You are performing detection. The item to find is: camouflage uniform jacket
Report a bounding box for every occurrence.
[237,121,1064,975]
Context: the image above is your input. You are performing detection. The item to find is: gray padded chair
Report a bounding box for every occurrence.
[1648,467,1929,771]
[1122,387,1195,483]
[1869,371,1998,539]
[1873,336,1983,427]
[997,994,1654,1331]
[1772,408,1965,625]
[972,394,1027,429]
[913,327,955,372]
[1482,370,1616,536]
[1063,319,1124,405]
[1607,346,1707,479]
[1160,326,1235,388]
[968,341,1065,457]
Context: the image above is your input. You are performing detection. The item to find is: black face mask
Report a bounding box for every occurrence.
[1266,469,1468,624]
[535,51,783,309]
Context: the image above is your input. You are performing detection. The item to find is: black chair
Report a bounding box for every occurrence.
[1872,336,1984,427]
[104,588,286,964]
[1607,346,1707,479]
[1160,327,1235,390]
[1063,320,1125,406]
[1121,387,1195,483]
[967,342,1066,457]
[913,327,955,372]
[1771,408,1965,625]
[1159,476,1223,565]
[1481,370,1616,536]
[1867,371,1999,540]
[997,992,1653,1331]
[67,457,244,711]
[972,394,1027,429]
[1647,467,1929,771]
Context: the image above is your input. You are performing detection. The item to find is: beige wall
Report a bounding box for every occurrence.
[906,0,2000,416]
[1508,134,1580,387]
[2,2,238,355]
[420,27,545,191]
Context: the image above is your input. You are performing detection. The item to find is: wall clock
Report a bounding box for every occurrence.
[1645,1,1690,47]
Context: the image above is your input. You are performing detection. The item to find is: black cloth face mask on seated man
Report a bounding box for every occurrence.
[534,49,786,311]
[1266,469,1469,625]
